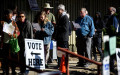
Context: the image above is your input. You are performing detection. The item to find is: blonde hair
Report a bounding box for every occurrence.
[38,11,49,25]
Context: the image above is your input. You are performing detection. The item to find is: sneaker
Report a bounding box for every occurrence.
[84,64,89,67]
[45,64,48,68]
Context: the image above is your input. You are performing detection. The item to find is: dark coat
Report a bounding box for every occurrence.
[35,22,54,45]
[16,19,33,50]
[94,12,105,37]
[56,14,69,42]
[104,15,119,36]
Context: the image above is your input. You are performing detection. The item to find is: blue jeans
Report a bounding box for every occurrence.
[93,37,103,60]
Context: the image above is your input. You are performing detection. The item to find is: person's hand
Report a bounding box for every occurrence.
[95,29,97,32]
[8,33,12,37]
[33,28,37,33]
[41,28,45,31]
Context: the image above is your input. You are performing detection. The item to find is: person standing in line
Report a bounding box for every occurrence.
[104,7,119,73]
[56,4,69,68]
[16,11,33,75]
[75,8,95,67]
[93,12,104,62]
[43,3,56,26]
[34,11,54,67]
[43,3,56,63]
[0,9,20,75]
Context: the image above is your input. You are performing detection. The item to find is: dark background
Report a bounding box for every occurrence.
[0,0,120,22]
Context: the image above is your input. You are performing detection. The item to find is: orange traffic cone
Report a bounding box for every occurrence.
[59,55,66,73]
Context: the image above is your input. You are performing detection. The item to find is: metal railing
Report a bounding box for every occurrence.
[57,47,102,75]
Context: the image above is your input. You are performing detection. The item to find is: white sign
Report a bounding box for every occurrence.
[103,35,109,43]
[72,21,81,28]
[25,39,45,69]
[32,23,41,31]
[102,56,110,75]
[53,41,57,59]
[116,48,120,75]
[3,22,15,35]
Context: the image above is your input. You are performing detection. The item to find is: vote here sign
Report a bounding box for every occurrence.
[25,39,45,69]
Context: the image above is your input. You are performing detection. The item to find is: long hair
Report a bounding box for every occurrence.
[38,11,49,25]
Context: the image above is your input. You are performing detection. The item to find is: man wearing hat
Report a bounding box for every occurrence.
[43,3,56,25]
[43,3,56,64]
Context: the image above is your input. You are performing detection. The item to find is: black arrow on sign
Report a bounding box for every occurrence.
[31,51,41,56]
[118,51,120,58]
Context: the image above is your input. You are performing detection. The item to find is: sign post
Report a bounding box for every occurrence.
[102,56,110,75]
[102,35,110,75]
[25,39,45,70]
[116,48,120,75]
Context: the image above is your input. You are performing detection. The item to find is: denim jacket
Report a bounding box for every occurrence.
[35,22,54,45]
[75,15,95,37]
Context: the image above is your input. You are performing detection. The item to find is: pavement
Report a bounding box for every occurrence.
[0,56,117,75]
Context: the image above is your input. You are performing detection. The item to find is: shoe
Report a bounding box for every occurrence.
[45,64,48,68]
[84,63,92,67]
[94,56,97,61]
[94,58,97,61]
[99,57,103,62]
[84,63,90,67]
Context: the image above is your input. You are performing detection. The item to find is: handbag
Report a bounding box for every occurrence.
[9,34,20,53]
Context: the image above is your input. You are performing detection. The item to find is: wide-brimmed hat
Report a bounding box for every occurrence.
[43,3,53,9]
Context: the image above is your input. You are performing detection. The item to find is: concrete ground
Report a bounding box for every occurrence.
[0,55,117,75]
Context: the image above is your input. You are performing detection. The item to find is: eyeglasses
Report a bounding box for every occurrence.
[18,16,25,18]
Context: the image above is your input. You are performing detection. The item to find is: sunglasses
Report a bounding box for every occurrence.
[18,16,25,18]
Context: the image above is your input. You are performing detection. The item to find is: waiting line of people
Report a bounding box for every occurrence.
[0,3,119,75]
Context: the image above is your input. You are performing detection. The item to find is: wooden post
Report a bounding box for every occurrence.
[66,54,69,75]
[58,47,102,75]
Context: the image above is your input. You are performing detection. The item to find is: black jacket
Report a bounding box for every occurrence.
[104,15,119,36]
[56,14,69,41]
[16,19,33,49]
[94,12,105,37]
